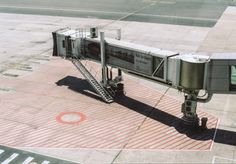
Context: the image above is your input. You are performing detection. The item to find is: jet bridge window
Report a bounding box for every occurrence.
[62,40,65,48]
[152,57,164,79]
[230,66,236,90]
[231,66,236,85]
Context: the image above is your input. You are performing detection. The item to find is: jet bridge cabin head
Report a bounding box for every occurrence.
[52,28,84,58]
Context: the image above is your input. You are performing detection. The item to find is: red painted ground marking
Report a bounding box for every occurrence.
[0,60,218,150]
[56,112,86,125]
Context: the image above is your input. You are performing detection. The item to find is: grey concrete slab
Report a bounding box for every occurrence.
[0,0,236,27]
[198,7,236,53]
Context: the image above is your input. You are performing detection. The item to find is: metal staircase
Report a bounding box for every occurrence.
[71,59,114,103]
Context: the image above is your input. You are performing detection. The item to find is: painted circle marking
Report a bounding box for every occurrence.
[56,112,86,125]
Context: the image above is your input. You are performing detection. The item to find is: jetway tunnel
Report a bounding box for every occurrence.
[52,27,236,127]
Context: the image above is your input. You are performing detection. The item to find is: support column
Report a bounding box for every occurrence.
[181,93,199,127]
[116,29,122,78]
[116,29,121,40]
[118,69,122,76]
[100,31,108,86]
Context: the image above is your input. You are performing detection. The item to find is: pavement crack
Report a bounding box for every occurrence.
[111,87,170,164]
[101,0,158,28]
[0,117,38,129]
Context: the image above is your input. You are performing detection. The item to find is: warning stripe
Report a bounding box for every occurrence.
[0,60,218,150]
[53,110,142,136]
[157,119,216,149]
[126,121,179,148]
[151,126,191,148]
[6,110,52,125]
[38,110,144,147]
[172,121,216,150]
[129,127,180,149]
[122,110,183,147]
[194,140,213,150]
[157,101,181,109]
[85,125,137,148]
[20,128,54,146]
[126,110,217,149]
[164,120,217,149]
[64,118,141,147]
[127,106,188,148]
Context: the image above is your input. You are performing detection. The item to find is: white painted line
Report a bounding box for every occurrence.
[211,155,216,164]
[0,5,218,22]
[212,156,236,163]
[159,1,176,4]
[138,13,217,21]
[41,161,50,164]
[0,149,4,155]
[1,153,19,164]
[210,118,220,151]
[22,157,34,164]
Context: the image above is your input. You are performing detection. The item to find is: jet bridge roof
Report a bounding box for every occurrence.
[58,29,77,36]
[86,37,178,58]
[211,53,236,60]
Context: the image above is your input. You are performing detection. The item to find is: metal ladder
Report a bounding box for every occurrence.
[71,59,114,103]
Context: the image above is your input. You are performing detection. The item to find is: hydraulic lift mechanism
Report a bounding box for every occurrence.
[52,27,236,127]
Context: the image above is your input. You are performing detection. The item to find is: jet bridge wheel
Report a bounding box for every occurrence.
[181,115,200,127]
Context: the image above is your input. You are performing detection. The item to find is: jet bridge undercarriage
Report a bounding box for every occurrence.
[52,28,236,128]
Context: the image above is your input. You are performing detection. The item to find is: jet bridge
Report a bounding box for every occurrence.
[52,27,236,127]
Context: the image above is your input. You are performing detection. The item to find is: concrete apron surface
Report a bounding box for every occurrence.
[0,7,235,164]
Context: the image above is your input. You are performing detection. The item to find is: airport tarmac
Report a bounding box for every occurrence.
[0,6,236,164]
[0,0,236,27]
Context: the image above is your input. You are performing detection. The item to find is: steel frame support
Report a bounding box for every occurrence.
[100,31,108,86]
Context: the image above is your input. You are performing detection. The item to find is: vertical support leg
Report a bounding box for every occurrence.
[100,31,108,86]
[52,32,58,56]
[116,29,123,82]
[181,93,199,127]
[116,29,121,40]
[109,68,113,80]
[118,69,122,77]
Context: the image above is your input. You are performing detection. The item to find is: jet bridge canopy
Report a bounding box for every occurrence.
[78,37,179,84]
[207,53,236,94]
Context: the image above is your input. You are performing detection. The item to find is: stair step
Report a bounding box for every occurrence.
[71,59,114,103]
